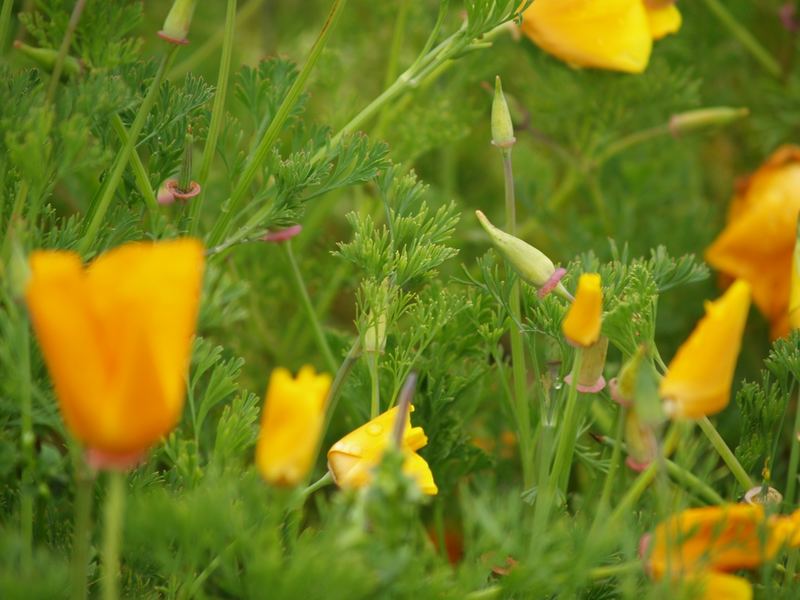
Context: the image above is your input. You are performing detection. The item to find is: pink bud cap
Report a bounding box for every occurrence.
[564,373,606,394]
[608,377,632,408]
[165,179,201,200]
[538,268,568,299]
[626,456,652,473]
[262,224,303,243]
[87,448,146,472]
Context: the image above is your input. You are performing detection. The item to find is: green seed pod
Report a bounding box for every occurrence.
[475,210,569,299]
[491,76,516,149]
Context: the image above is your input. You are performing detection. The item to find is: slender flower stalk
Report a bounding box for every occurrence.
[284,240,338,374]
[785,390,800,506]
[702,0,781,78]
[697,417,754,490]
[70,463,94,600]
[19,317,34,571]
[551,350,583,495]
[109,115,159,217]
[0,0,13,55]
[78,47,179,255]
[190,0,237,235]
[45,0,87,104]
[207,0,349,248]
[101,471,125,600]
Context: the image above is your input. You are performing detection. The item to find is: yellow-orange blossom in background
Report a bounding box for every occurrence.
[25,239,205,465]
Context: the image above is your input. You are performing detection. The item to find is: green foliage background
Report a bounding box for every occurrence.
[2,0,800,598]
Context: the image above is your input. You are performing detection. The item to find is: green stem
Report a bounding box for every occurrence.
[79,47,179,255]
[109,114,159,217]
[608,461,658,524]
[785,391,800,506]
[300,471,333,499]
[2,180,27,269]
[70,466,94,600]
[168,0,265,81]
[595,125,670,164]
[19,318,34,572]
[698,416,753,490]
[589,561,642,580]
[367,351,380,418]
[45,0,86,104]
[0,0,14,55]
[319,340,361,442]
[374,0,411,137]
[702,0,781,78]
[552,351,583,495]
[284,241,338,374]
[501,148,533,490]
[101,471,126,600]
[597,407,626,515]
[206,0,349,247]
[190,0,237,236]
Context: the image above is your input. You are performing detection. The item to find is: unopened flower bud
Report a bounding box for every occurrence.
[262,225,303,244]
[475,210,570,300]
[564,336,608,393]
[364,311,387,354]
[610,346,647,407]
[669,107,749,137]
[491,76,516,149]
[13,41,82,77]
[158,0,198,45]
[624,410,658,472]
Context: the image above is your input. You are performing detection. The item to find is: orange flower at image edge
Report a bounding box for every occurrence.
[520,0,681,73]
[25,239,205,467]
[706,145,800,339]
[256,366,331,487]
[643,504,800,599]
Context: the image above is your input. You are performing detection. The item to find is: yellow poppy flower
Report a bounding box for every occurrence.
[256,366,332,487]
[644,504,800,579]
[25,239,204,463]
[687,572,752,600]
[659,280,750,419]
[706,146,800,339]
[562,273,602,347]
[327,405,438,495]
[520,0,681,74]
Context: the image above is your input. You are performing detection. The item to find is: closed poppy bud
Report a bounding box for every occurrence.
[491,76,515,149]
[564,336,608,392]
[624,409,657,472]
[475,210,570,299]
[24,239,204,467]
[256,366,332,487]
[158,0,198,45]
[669,107,749,137]
[706,146,800,339]
[520,0,681,74]
[562,273,602,347]
[609,345,647,407]
[13,41,82,77]
[659,280,751,419]
[327,405,438,495]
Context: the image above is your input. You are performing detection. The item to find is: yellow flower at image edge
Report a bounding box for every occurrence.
[25,239,205,461]
[327,406,438,495]
[256,366,331,487]
[659,280,750,419]
[562,273,602,347]
[643,504,800,599]
[520,0,681,74]
[706,145,800,339]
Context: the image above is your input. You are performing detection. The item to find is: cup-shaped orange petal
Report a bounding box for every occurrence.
[790,220,800,331]
[706,146,800,339]
[327,405,438,495]
[256,366,331,487]
[645,504,800,580]
[659,280,750,419]
[562,273,603,347]
[521,0,680,74]
[25,239,205,461]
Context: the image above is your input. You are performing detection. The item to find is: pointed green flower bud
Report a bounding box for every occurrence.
[475,210,570,300]
[491,76,516,149]
[609,345,647,407]
[13,41,82,77]
[158,0,198,45]
[669,107,749,137]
